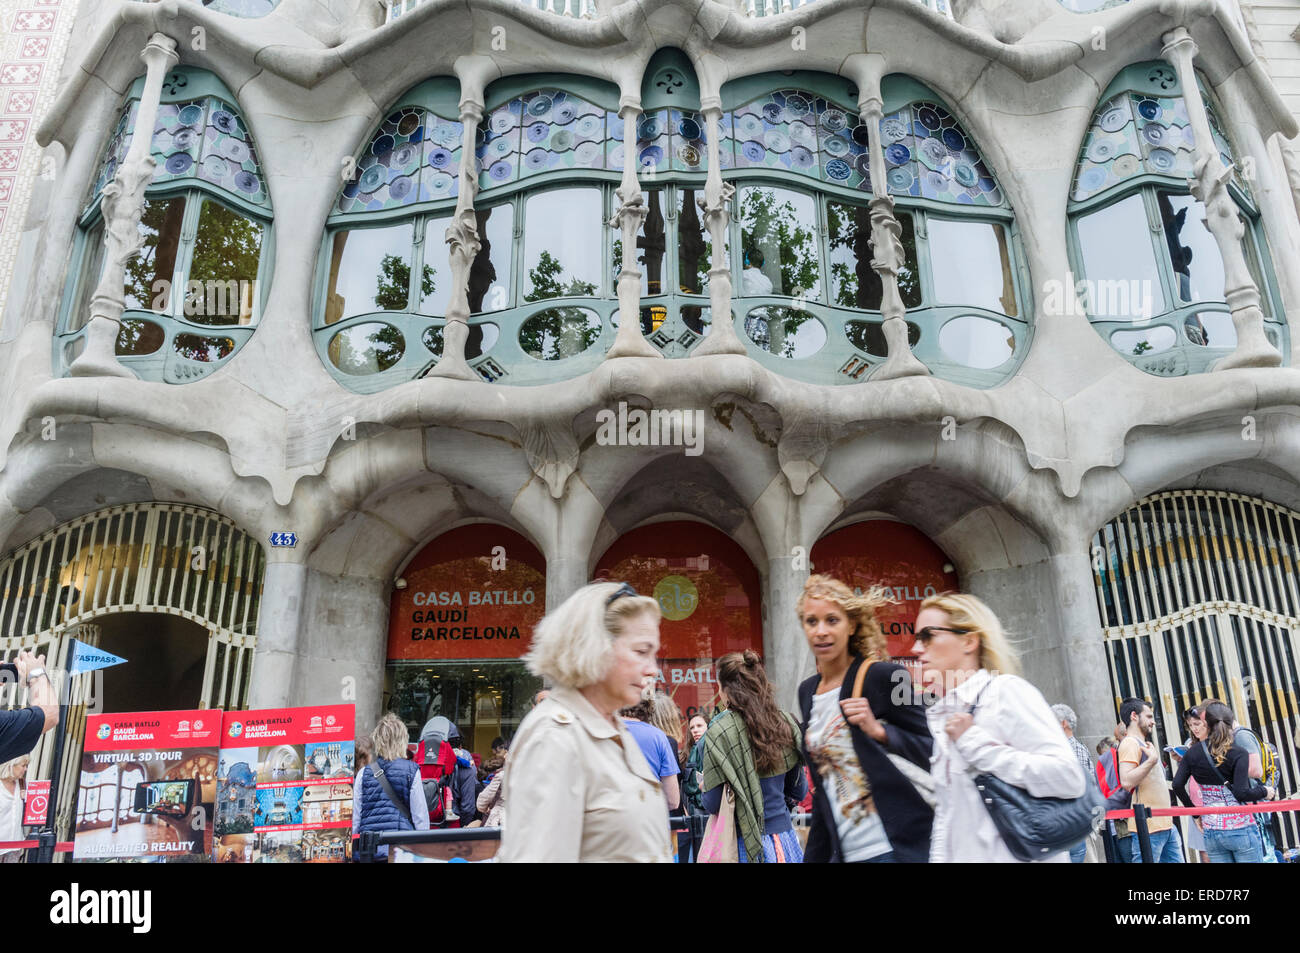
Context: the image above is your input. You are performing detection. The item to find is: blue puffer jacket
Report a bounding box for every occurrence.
[357,757,420,835]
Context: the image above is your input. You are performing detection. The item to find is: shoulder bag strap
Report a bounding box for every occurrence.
[851,658,874,699]
[370,760,414,826]
[1200,741,1231,787]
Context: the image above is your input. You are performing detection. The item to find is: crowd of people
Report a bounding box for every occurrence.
[348,573,1292,863]
[0,574,1289,864]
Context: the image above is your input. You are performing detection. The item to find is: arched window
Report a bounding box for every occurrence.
[57,68,272,383]
[317,76,624,392]
[720,73,1023,387]
[1067,62,1286,376]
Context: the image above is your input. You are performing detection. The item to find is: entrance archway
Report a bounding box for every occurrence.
[0,503,266,842]
[593,521,762,723]
[384,524,546,757]
[93,613,211,714]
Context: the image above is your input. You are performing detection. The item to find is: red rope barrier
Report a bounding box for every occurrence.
[1106,798,1300,821]
[0,840,73,852]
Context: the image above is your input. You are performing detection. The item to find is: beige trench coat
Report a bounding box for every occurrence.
[497,686,674,863]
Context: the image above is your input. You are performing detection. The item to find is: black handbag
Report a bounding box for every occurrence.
[967,682,1105,862]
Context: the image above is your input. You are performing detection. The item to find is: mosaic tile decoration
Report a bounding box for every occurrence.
[477,89,620,190]
[0,0,79,326]
[89,95,269,208]
[1072,87,1247,203]
[338,106,462,213]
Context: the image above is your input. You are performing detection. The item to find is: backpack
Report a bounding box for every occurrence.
[1095,745,1130,805]
[1236,727,1281,788]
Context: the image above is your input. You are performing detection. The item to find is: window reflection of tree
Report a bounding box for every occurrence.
[739,187,820,299]
[124,197,184,310]
[186,202,263,325]
[826,202,921,309]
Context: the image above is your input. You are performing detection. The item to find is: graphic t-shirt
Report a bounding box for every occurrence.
[1119,735,1172,833]
[805,688,891,861]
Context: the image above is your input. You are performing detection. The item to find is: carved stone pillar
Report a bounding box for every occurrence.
[1162,27,1280,370]
[68,33,178,379]
[691,100,746,356]
[859,80,929,380]
[427,100,483,380]
[606,98,661,359]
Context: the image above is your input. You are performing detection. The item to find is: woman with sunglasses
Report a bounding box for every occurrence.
[913,591,1085,863]
[498,581,675,863]
[796,575,935,863]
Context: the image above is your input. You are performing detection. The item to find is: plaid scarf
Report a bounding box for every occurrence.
[701,709,802,863]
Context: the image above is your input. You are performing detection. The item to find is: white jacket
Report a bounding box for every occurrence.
[927,670,1085,863]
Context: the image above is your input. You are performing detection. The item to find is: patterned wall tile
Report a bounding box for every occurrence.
[0,0,80,322]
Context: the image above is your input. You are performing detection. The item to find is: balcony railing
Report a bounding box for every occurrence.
[383,0,953,24]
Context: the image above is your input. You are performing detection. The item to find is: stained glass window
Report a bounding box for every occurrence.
[723,89,870,191]
[879,101,1002,206]
[635,108,710,174]
[90,95,269,208]
[338,106,462,214]
[477,89,621,190]
[1072,71,1248,204]
[720,91,1002,206]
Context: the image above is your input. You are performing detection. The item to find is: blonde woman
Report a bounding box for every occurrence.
[796,575,935,863]
[0,755,29,863]
[351,713,429,859]
[912,592,1084,863]
[499,581,674,863]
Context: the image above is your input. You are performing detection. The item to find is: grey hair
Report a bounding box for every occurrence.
[0,755,29,781]
[370,712,411,762]
[1051,704,1078,733]
[523,581,661,689]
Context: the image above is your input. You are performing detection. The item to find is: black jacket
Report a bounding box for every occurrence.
[798,656,934,863]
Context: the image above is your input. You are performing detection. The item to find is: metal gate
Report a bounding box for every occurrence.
[1092,490,1300,849]
[0,503,266,840]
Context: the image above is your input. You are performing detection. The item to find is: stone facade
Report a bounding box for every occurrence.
[2,0,1300,755]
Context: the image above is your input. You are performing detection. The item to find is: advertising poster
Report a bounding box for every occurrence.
[73,709,222,862]
[23,779,50,827]
[810,519,959,659]
[594,522,763,722]
[214,704,355,863]
[387,525,547,661]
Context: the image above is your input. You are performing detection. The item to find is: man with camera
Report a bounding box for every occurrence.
[0,652,58,763]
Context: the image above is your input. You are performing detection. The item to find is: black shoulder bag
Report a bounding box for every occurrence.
[966,680,1105,862]
[369,759,414,826]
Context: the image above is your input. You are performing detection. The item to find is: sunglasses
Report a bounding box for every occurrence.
[914,626,970,646]
[605,582,639,607]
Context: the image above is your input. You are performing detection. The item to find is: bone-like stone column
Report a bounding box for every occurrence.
[1161,27,1280,370]
[852,55,929,381]
[691,96,746,356]
[606,96,662,359]
[68,33,178,379]
[427,96,483,380]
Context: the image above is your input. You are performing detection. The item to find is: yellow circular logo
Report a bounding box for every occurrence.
[654,575,699,621]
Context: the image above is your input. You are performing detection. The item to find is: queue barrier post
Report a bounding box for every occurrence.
[34,829,56,865]
[1132,803,1153,863]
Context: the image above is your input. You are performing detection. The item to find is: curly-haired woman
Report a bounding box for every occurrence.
[796,574,935,863]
